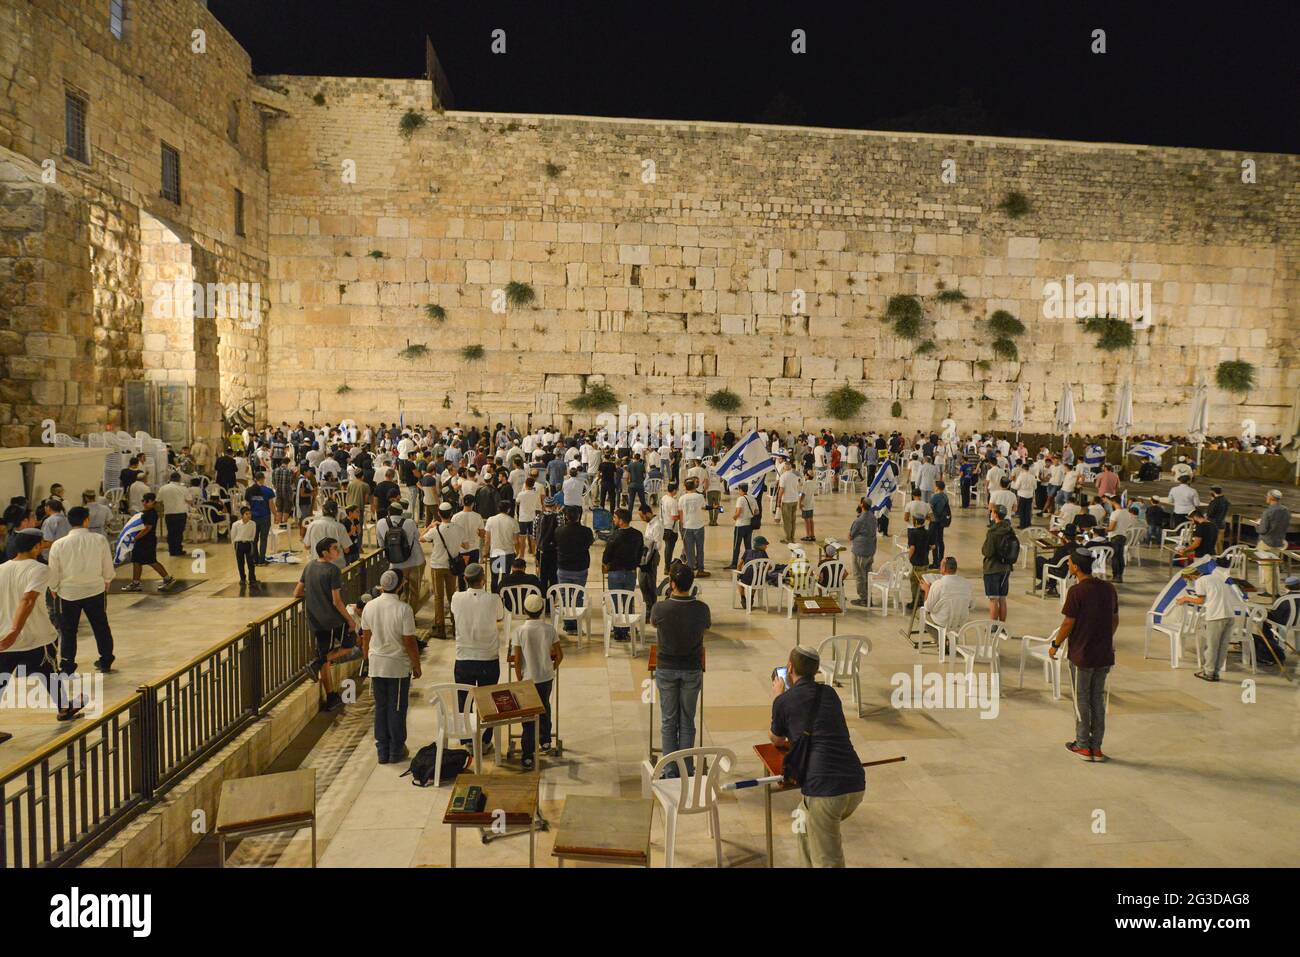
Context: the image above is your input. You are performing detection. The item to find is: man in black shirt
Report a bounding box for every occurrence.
[602,508,643,642]
[770,645,865,867]
[533,496,560,604]
[1205,486,1231,552]
[214,448,237,492]
[649,564,708,775]
[373,469,400,522]
[554,509,594,634]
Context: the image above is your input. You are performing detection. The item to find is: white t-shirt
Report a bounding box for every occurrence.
[360,593,416,678]
[159,482,190,514]
[0,559,55,652]
[451,510,484,555]
[678,491,706,530]
[1012,470,1037,498]
[799,478,817,512]
[778,469,801,503]
[516,488,541,524]
[421,520,466,570]
[733,494,756,528]
[485,513,520,557]
[510,619,559,683]
[660,493,680,532]
[1169,484,1200,515]
[451,589,503,660]
[1192,574,1242,622]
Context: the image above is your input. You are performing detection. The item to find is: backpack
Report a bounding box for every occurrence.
[401,743,471,786]
[383,518,413,564]
[995,528,1020,566]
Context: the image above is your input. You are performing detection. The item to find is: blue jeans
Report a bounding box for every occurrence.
[371,675,410,760]
[557,567,588,631]
[520,679,552,761]
[607,568,636,639]
[656,667,702,774]
[682,526,705,571]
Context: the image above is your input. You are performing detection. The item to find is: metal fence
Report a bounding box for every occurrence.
[0,549,390,868]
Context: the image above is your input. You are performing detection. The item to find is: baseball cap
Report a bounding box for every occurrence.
[380,570,401,592]
[523,593,545,614]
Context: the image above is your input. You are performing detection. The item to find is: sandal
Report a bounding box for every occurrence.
[1193,671,1219,682]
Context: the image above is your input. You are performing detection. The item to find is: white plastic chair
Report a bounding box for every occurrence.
[644,747,735,868]
[427,683,483,787]
[500,583,543,641]
[548,583,593,642]
[602,589,644,657]
[781,560,817,618]
[732,557,772,614]
[1220,544,1251,582]
[1090,545,1115,581]
[1267,594,1300,652]
[1017,627,1065,699]
[1160,522,1190,558]
[1039,554,1070,597]
[868,558,907,617]
[815,559,848,607]
[1122,525,1144,567]
[950,620,1003,690]
[815,635,872,717]
[1143,599,1191,668]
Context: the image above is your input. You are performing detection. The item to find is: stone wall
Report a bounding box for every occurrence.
[0,0,271,446]
[263,75,1297,437]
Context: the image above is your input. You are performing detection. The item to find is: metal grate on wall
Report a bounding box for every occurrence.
[64,91,89,164]
[161,141,181,204]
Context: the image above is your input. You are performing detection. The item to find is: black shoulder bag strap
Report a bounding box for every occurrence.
[784,683,827,787]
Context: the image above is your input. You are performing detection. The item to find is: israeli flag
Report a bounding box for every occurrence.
[716,430,775,490]
[1149,557,1245,627]
[866,460,899,516]
[1128,440,1171,462]
[113,511,145,566]
[1084,444,1106,467]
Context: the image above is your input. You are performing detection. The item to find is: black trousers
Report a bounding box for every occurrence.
[662,528,679,567]
[235,541,258,583]
[929,525,946,567]
[165,513,186,556]
[538,552,558,606]
[640,552,660,620]
[454,659,501,745]
[57,592,114,673]
[960,477,972,508]
[600,482,619,513]
[730,525,753,568]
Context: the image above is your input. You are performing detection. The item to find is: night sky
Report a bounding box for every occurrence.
[209,0,1298,154]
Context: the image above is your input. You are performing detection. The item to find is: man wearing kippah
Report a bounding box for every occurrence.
[770,645,864,867]
[359,569,419,764]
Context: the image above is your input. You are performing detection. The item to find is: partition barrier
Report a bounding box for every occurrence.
[0,549,390,867]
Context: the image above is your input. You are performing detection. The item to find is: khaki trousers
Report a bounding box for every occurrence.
[797,789,865,867]
[781,503,798,542]
[429,567,456,638]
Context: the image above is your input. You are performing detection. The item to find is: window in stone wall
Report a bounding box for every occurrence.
[227,100,240,145]
[234,188,245,237]
[64,90,89,164]
[160,142,181,205]
[109,0,125,40]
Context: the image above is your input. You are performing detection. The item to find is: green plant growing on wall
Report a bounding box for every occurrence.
[890,400,903,418]
[398,343,429,360]
[914,340,938,356]
[425,304,447,322]
[336,384,352,395]
[884,295,924,340]
[934,288,967,303]
[399,110,426,139]
[823,385,867,420]
[544,161,564,178]
[706,389,742,413]
[461,344,485,361]
[975,359,992,372]
[1081,316,1135,351]
[992,337,1019,361]
[1215,360,1255,395]
[368,249,386,259]
[504,281,536,307]
[987,310,1025,338]
[338,284,347,295]
[568,382,619,412]
[312,92,326,106]
[998,190,1031,218]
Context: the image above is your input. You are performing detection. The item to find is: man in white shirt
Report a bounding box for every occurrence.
[984,462,1005,498]
[562,469,585,510]
[799,469,819,542]
[1012,463,1037,529]
[303,500,353,569]
[990,478,1018,517]
[920,557,973,655]
[727,481,758,569]
[450,563,504,748]
[678,479,708,576]
[421,502,464,638]
[515,477,541,557]
[776,461,802,544]
[1058,494,1083,527]
[47,505,117,681]
[82,490,112,539]
[1171,457,1194,482]
[1168,477,1200,517]
[484,501,520,591]
[510,592,562,768]
[127,476,151,514]
[639,503,664,617]
[1177,558,1245,682]
[0,529,85,727]
[659,482,681,567]
[158,472,192,557]
[359,569,420,763]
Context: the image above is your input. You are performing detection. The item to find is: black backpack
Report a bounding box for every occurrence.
[995,528,1021,566]
[402,743,471,786]
[383,518,413,564]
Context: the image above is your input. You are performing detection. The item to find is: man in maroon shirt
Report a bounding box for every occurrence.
[1049,550,1118,762]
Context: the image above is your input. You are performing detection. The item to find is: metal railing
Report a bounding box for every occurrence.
[0,549,389,867]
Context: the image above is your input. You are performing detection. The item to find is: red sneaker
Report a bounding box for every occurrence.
[1092,749,1109,763]
[1066,741,1094,761]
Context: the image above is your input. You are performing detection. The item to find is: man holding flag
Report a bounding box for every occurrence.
[864,458,899,536]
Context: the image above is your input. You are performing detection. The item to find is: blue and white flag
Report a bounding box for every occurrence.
[866,460,899,516]
[113,511,145,566]
[716,430,774,490]
[1149,557,1246,627]
[1128,440,1171,462]
[1084,444,1106,467]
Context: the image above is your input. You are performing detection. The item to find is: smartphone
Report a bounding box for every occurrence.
[774,666,790,689]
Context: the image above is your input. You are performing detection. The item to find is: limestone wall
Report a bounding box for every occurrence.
[0,0,271,447]
[263,75,1297,437]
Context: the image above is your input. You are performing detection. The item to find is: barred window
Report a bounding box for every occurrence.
[110,0,125,40]
[234,188,246,237]
[64,90,89,164]
[160,142,181,204]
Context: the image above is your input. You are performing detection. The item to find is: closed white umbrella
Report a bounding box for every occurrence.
[1055,383,1076,456]
[1010,385,1025,443]
[1282,387,1300,485]
[1114,380,1134,458]
[1188,381,1210,467]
